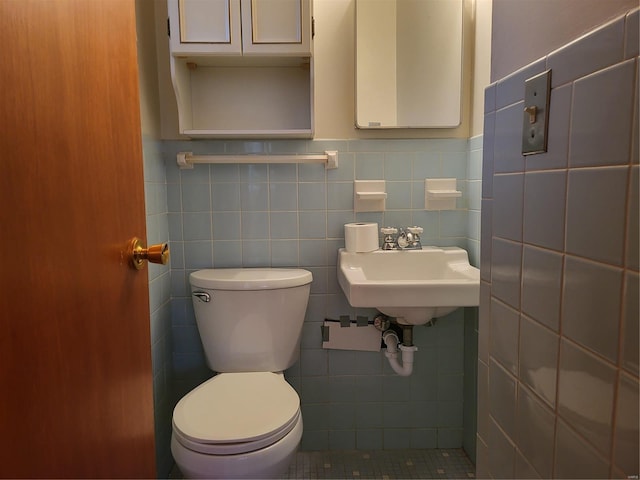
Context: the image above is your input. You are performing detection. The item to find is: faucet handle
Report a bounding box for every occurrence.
[381,226,399,250]
[406,226,423,235]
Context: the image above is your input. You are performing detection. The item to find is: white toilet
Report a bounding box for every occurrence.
[171,268,313,479]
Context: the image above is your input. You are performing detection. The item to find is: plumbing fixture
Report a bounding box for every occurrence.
[380,227,398,250]
[396,226,423,250]
[401,324,414,346]
[192,291,211,303]
[373,314,391,331]
[382,329,418,376]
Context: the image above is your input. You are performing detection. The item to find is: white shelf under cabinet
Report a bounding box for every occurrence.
[182,129,313,139]
[170,57,313,138]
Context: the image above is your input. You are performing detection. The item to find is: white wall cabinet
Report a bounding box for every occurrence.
[167,0,313,138]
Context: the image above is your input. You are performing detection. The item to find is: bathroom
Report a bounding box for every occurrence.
[1,0,636,478]
[137,0,639,478]
[141,0,638,478]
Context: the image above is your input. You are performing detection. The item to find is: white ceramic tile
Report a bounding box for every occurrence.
[488,417,515,479]
[558,339,617,455]
[566,166,629,265]
[492,173,523,241]
[525,83,572,171]
[519,315,559,407]
[516,385,555,478]
[624,9,639,59]
[522,246,563,331]
[494,103,525,173]
[614,372,639,475]
[491,238,522,309]
[554,419,611,479]
[562,255,623,362]
[495,58,546,109]
[627,166,639,270]
[547,15,625,87]
[480,199,492,282]
[479,281,491,363]
[569,59,635,168]
[523,170,566,250]
[490,298,519,375]
[489,359,517,438]
[622,272,639,375]
[482,112,495,198]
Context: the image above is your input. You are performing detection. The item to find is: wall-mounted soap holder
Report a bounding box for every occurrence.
[424,178,461,210]
[354,180,387,212]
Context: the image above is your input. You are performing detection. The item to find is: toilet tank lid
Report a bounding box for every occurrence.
[190,268,312,290]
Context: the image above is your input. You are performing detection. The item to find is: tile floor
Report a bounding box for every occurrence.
[170,448,475,479]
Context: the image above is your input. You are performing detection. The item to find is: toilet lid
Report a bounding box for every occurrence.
[173,372,300,446]
[190,268,312,290]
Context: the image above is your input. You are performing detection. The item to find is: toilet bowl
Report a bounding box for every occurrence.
[171,372,303,479]
[172,268,312,479]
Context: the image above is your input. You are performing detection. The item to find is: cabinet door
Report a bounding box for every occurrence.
[169,0,242,54]
[241,0,311,55]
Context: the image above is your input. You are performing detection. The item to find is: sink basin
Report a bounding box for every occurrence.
[337,247,480,325]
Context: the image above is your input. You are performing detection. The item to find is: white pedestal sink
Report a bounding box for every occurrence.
[337,247,480,325]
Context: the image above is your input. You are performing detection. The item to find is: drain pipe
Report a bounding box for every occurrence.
[382,329,418,376]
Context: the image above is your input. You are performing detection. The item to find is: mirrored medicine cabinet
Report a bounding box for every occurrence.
[355,0,464,129]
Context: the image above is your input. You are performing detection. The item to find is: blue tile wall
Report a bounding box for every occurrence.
[142,137,173,478]
[477,8,639,478]
[162,138,479,452]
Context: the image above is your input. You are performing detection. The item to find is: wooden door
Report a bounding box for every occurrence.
[0,0,156,477]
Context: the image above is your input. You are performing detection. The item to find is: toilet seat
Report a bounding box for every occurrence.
[172,372,300,456]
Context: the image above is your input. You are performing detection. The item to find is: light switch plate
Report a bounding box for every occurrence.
[522,69,552,155]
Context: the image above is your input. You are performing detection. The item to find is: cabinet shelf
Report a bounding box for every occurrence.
[182,129,313,139]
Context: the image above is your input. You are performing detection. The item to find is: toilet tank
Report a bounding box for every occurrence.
[190,268,312,373]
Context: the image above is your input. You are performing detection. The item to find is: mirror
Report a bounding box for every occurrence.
[355,0,463,129]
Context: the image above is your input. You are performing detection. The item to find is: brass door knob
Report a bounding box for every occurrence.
[128,237,170,270]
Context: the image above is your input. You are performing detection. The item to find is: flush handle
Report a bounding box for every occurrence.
[193,291,211,303]
[127,237,170,270]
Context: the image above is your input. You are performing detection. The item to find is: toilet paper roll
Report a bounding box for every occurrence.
[344,222,379,252]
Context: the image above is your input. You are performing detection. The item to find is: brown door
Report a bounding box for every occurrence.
[0,0,156,477]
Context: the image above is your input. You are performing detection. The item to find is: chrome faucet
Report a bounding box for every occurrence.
[396,226,423,250]
[380,227,398,250]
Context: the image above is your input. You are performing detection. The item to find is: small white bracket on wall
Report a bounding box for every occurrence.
[354,180,387,212]
[424,178,461,210]
[176,150,339,170]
